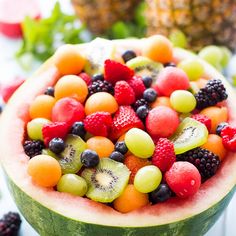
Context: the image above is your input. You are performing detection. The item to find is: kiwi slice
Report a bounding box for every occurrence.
[81,158,130,203]
[170,117,208,155]
[59,134,87,174]
[84,38,115,75]
[42,149,60,160]
[126,56,163,82]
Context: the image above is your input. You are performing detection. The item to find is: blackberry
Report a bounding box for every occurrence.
[88,80,114,96]
[0,212,21,236]
[23,140,45,158]
[133,98,149,111]
[177,147,220,181]
[195,79,228,110]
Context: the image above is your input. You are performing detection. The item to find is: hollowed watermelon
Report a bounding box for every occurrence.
[0,39,236,236]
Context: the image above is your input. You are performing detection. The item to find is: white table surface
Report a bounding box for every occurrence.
[0,0,236,235]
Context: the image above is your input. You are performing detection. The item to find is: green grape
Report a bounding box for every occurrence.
[220,46,232,68]
[198,45,223,69]
[57,174,88,196]
[134,165,162,193]
[169,30,188,48]
[178,59,204,81]
[170,90,196,113]
[27,118,51,140]
[124,128,155,158]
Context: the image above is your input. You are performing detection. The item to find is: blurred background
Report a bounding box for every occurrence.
[0,0,236,235]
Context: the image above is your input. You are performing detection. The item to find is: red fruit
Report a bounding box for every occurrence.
[78,72,91,85]
[104,59,134,84]
[114,81,135,105]
[165,162,201,198]
[191,114,211,132]
[146,106,179,138]
[152,138,176,172]
[221,126,236,151]
[84,112,112,137]
[110,106,144,140]
[42,122,70,146]
[156,67,190,96]
[52,97,85,126]
[127,76,146,99]
[1,76,25,103]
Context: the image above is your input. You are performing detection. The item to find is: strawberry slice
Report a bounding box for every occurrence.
[110,106,144,140]
[104,59,134,84]
[42,122,70,146]
[84,112,112,137]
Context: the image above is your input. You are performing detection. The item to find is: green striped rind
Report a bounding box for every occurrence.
[6,172,235,236]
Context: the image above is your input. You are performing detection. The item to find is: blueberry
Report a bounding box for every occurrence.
[81,149,99,168]
[44,87,54,97]
[92,74,104,82]
[115,141,128,154]
[70,122,86,139]
[109,151,124,163]
[136,105,149,120]
[216,122,228,136]
[149,184,172,204]
[122,50,137,63]
[143,88,157,103]
[142,76,153,88]
[49,138,65,154]
[164,62,176,67]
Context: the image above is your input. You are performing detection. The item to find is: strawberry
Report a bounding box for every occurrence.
[78,72,91,85]
[221,126,236,151]
[127,76,146,99]
[42,122,70,146]
[84,112,112,137]
[110,106,144,140]
[152,138,176,172]
[114,81,135,105]
[104,59,134,84]
[191,114,211,132]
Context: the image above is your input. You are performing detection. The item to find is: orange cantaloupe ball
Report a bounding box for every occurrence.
[54,45,86,75]
[200,106,228,133]
[151,96,172,109]
[201,134,227,161]
[87,136,114,158]
[27,155,62,187]
[85,92,118,115]
[142,35,173,64]
[113,184,149,213]
[54,75,88,103]
[29,95,56,120]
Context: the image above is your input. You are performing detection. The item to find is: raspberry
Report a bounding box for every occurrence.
[88,80,114,96]
[177,147,220,180]
[127,76,146,99]
[0,212,21,236]
[114,81,135,105]
[124,155,150,183]
[195,79,228,110]
[221,126,236,151]
[23,140,45,158]
[191,114,211,132]
[42,122,70,146]
[78,72,91,85]
[151,138,176,172]
[84,112,112,137]
[110,106,144,140]
[104,59,134,84]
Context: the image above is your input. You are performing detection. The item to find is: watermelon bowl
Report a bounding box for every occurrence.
[0,37,236,236]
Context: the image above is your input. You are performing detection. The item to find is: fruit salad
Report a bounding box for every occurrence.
[23,35,235,213]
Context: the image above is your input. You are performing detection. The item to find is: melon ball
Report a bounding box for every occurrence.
[146,106,179,138]
[156,67,190,96]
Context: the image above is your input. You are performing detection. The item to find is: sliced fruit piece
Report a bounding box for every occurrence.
[84,38,115,75]
[81,158,130,203]
[59,135,87,174]
[126,56,163,83]
[171,117,208,154]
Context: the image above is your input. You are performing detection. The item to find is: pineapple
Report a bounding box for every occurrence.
[146,0,236,50]
[71,0,142,35]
